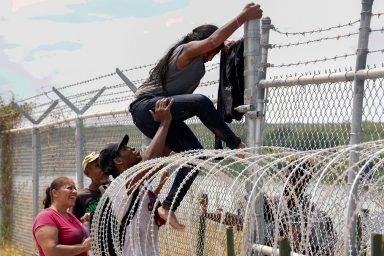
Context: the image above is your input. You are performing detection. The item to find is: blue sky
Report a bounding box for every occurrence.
[0,0,383,101]
[33,0,190,22]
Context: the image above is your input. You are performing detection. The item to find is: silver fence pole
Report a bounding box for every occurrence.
[244,19,264,251]
[254,17,272,251]
[346,0,374,255]
[11,100,58,219]
[255,17,272,149]
[226,226,235,256]
[371,234,384,256]
[75,117,84,189]
[52,87,105,189]
[32,127,40,218]
[244,19,261,148]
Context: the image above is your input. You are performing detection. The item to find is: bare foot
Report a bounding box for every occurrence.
[158,206,185,230]
[238,142,246,149]
[236,142,247,158]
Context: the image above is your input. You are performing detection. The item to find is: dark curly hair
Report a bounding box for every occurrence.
[148,24,222,95]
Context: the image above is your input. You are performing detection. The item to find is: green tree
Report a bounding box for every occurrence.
[0,97,26,242]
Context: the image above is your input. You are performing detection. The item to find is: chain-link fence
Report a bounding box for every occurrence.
[1,1,384,255]
[3,70,384,255]
[90,142,384,255]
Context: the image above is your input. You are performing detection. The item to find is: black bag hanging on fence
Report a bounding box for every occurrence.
[215,38,245,149]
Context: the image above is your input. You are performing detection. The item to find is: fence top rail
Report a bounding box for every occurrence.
[260,67,384,88]
[5,109,130,134]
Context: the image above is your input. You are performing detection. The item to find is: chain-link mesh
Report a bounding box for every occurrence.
[2,5,384,254]
[4,76,384,255]
[264,81,354,150]
[362,77,384,141]
[88,141,384,255]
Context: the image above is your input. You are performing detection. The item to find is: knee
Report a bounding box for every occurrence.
[194,94,212,107]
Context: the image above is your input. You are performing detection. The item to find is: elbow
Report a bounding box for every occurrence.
[42,248,56,256]
[206,37,221,50]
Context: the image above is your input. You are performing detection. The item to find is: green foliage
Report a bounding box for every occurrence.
[0,98,23,131]
[0,97,26,242]
[262,122,384,151]
[263,123,351,150]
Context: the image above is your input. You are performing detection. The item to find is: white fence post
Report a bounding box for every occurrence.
[346,0,374,255]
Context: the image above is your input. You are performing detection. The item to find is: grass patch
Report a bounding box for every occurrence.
[0,241,24,256]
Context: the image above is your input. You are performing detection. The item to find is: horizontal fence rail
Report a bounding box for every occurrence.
[260,67,384,88]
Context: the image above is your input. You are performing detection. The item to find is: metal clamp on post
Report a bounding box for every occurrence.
[247,111,264,119]
[260,63,271,68]
[234,104,251,114]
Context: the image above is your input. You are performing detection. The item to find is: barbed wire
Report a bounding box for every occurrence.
[25,77,213,115]
[93,95,134,106]
[12,11,384,105]
[271,11,383,37]
[24,77,146,110]
[372,12,384,18]
[267,63,384,80]
[120,63,156,72]
[271,19,360,37]
[33,90,134,116]
[270,52,357,68]
[368,48,384,54]
[39,80,219,115]
[198,80,219,87]
[56,72,117,91]
[271,31,359,49]
[57,63,155,91]
[370,27,384,33]
[16,64,154,103]
[15,73,118,104]
[267,66,353,80]
[206,63,220,72]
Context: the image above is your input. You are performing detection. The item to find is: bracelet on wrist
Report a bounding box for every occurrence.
[236,17,241,27]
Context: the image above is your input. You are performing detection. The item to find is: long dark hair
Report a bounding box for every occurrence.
[148,24,220,95]
[43,176,73,208]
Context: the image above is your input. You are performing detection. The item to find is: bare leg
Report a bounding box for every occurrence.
[157,206,185,230]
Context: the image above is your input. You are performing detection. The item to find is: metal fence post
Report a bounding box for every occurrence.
[11,100,58,219]
[253,18,272,252]
[279,238,291,256]
[346,0,374,255]
[226,226,235,256]
[244,19,261,148]
[196,194,207,256]
[75,117,84,189]
[244,19,264,251]
[32,127,40,218]
[52,87,105,189]
[116,68,138,93]
[256,17,272,149]
[244,20,262,254]
[371,234,384,256]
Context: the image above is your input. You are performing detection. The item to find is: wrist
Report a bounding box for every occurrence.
[160,120,171,127]
[236,15,244,28]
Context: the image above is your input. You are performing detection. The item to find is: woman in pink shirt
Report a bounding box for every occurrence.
[32,176,90,256]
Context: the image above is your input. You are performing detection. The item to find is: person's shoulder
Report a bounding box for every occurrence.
[171,44,185,60]
[33,208,58,230]
[35,208,54,219]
